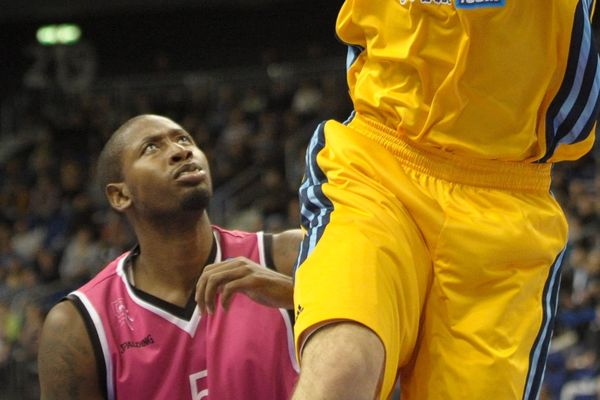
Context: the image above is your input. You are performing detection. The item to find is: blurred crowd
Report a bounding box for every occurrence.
[0,57,598,399]
[543,156,600,400]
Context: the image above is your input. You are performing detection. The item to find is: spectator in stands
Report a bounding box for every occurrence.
[57,224,102,287]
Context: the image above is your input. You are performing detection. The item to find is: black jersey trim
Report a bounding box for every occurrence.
[263,233,275,271]
[66,295,108,400]
[286,308,295,325]
[125,236,217,321]
[129,286,198,320]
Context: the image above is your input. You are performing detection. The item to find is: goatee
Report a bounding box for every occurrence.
[181,188,211,211]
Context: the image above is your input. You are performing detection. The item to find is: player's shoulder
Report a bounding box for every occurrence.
[41,299,88,346]
[212,225,259,240]
[212,225,262,260]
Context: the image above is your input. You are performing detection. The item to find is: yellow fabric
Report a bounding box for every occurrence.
[294,115,568,399]
[336,0,597,162]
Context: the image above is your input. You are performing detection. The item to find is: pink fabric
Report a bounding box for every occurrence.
[71,227,298,400]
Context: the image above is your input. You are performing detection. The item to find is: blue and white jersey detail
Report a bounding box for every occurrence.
[542,0,600,162]
[295,123,333,276]
[346,45,364,71]
[522,249,566,399]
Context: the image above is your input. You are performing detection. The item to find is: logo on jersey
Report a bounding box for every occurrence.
[455,0,505,8]
[398,0,451,4]
[119,334,155,354]
[295,304,304,319]
[112,298,135,331]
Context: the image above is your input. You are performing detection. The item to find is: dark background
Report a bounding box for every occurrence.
[0,0,344,99]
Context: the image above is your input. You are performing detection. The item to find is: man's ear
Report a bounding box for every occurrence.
[106,183,132,212]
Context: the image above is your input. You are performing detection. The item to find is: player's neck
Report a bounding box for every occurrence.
[131,213,214,305]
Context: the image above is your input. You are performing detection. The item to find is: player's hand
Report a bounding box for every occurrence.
[195,257,293,314]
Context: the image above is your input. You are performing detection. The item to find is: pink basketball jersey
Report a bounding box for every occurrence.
[69,226,299,400]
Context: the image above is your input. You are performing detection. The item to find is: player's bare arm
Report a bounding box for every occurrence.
[271,228,304,277]
[195,229,303,313]
[38,301,103,400]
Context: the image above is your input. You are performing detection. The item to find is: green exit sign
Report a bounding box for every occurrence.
[36,24,82,46]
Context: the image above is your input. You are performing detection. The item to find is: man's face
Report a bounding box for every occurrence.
[119,115,213,215]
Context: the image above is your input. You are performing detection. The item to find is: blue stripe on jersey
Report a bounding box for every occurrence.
[586,0,594,15]
[522,249,566,400]
[553,41,600,147]
[541,1,600,162]
[346,45,364,71]
[294,122,334,278]
[343,110,356,125]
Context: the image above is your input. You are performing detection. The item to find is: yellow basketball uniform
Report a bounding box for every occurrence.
[337,0,598,162]
[293,1,598,399]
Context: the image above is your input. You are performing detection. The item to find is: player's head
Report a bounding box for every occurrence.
[97,114,212,217]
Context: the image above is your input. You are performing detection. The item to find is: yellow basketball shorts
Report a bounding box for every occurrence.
[293,114,568,399]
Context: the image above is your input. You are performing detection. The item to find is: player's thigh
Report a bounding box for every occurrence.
[402,187,568,399]
[295,120,432,399]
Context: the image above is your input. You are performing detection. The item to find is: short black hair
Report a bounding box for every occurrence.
[96,115,147,195]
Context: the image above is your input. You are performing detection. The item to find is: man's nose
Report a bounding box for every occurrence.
[169,143,192,163]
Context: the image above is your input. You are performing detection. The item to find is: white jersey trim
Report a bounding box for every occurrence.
[70,290,115,400]
[257,231,266,266]
[256,231,299,372]
[279,308,300,373]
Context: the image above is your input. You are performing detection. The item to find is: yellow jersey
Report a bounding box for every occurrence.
[337,0,599,162]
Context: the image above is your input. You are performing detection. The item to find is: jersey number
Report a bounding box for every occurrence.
[189,370,208,400]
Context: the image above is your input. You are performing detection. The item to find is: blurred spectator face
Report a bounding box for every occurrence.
[20,268,38,288]
[586,249,600,275]
[35,247,58,282]
[569,245,588,269]
[72,192,93,214]
[4,255,28,288]
[262,169,283,189]
[291,80,322,117]
[568,179,587,198]
[574,194,595,218]
[60,160,84,194]
[28,175,61,219]
[30,144,55,176]
[74,226,94,244]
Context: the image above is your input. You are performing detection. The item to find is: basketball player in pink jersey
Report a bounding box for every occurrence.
[37,114,301,400]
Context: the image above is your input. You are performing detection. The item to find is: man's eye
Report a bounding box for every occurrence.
[178,136,191,144]
[143,143,158,154]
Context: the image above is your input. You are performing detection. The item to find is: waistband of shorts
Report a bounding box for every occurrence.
[348,114,552,192]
